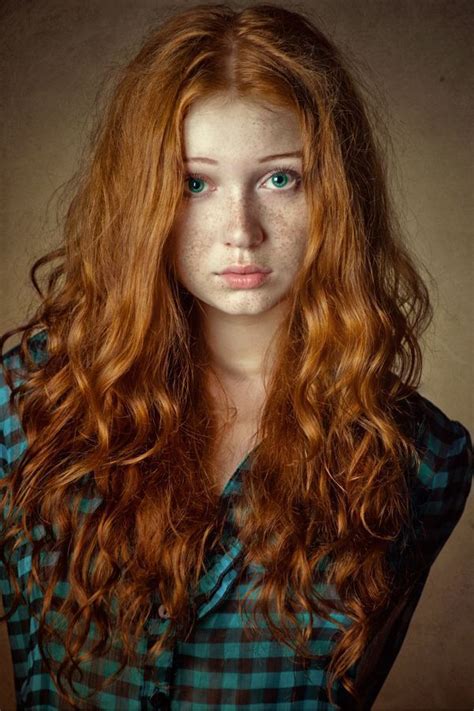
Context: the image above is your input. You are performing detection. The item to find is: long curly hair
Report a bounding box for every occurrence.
[1,3,434,707]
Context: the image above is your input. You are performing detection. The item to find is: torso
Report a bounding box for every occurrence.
[211,420,259,495]
[206,372,266,496]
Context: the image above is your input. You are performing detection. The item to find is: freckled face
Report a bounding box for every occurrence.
[171,95,309,317]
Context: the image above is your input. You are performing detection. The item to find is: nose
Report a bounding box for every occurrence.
[223,193,264,248]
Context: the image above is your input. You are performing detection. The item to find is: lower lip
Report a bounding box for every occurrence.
[219,272,270,288]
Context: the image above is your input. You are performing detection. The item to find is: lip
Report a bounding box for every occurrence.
[219,264,272,275]
[219,272,270,289]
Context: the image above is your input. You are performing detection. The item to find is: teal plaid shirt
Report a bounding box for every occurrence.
[1,330,472,710]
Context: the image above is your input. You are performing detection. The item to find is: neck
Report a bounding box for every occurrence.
[200,298,289,384]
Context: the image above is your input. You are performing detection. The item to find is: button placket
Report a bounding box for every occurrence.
[150,689,170,709]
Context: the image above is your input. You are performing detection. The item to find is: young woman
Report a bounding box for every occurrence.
[0,3,471,709]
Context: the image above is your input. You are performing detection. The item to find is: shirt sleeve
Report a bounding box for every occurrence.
[0,339,40,697]
[409,395,473,573]
[351,394,473,710]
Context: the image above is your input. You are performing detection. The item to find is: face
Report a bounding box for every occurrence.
[171,94,309,319]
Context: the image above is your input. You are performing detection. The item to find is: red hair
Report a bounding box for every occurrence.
[1,3,433,707]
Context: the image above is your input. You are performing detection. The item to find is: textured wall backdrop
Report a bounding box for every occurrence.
[1,1,472,708]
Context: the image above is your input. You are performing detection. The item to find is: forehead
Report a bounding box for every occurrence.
[182,95,302,161]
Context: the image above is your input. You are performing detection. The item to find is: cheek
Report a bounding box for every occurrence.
[174,207,216,261]
[278,234,307,273]
[269,204,308,268]
[173,227,211,283]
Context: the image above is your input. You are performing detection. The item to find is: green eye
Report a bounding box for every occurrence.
[187,176,206,194]
[265,168,301,189]
[270,173,290,188]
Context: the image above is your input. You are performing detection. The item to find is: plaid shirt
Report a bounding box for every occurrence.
[1,330,472,710]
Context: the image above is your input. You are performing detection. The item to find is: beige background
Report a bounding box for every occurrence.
[0,1,472,709]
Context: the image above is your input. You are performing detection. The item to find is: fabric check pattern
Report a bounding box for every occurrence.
[0,330,472,710]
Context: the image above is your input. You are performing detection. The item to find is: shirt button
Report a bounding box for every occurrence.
[158,604,171,619]
[150,690,170,709]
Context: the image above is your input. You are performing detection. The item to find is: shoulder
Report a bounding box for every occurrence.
[402,390,472,569]
[409,390,472,495]
[1,329,48,375]
[1,329,48,389]
[0,329,49,475]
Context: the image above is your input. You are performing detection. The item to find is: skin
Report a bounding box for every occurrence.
[171,93,309,414]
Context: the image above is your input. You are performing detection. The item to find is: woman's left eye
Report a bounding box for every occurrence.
[183,168,301,198]
[262,168,301,190]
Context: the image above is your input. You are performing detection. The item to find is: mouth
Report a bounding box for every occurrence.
[219,265,272,275]
[217,271,271,289]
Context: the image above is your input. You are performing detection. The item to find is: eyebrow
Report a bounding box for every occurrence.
[183,151,303,164]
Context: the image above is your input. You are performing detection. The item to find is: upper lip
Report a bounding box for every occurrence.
[220,264,272,274]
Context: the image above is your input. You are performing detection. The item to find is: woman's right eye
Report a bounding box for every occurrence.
[184,174,209,197]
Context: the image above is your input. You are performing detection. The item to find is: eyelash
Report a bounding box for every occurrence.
[183,165,302,198]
